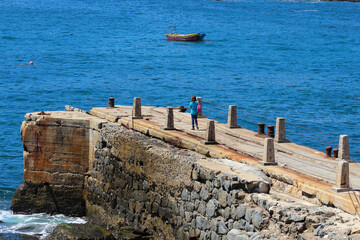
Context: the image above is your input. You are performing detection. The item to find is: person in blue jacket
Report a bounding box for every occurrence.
[189,96,199,130]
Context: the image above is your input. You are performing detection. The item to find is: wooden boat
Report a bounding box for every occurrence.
[165,25,205,42]
[166,33,206,42]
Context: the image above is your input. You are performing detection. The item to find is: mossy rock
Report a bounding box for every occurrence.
[113,226,154,239]
[45,223,114,240]
[46,224,154,240]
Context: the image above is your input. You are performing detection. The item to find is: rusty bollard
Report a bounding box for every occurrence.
[333,149,339,159]
[258,123,265,135]
[268,125,275,138]
[108,97,115,108]
[326,146,332,157]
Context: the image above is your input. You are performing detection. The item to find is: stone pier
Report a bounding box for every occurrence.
[11,103,360,239]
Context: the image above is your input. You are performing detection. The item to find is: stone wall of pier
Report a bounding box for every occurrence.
[84,123,356,239]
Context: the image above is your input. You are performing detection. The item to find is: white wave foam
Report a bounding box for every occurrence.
[0,210,86,239]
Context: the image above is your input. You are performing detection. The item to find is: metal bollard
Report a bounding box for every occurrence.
[227,105,241,129]
[108,97,115,108]
[162,107,175,130]
[275,117,287,143]
[331,160,352,192]
[202,120,217,145]
[196,97,206,118]
[259,138,278,166]
[267,125,275,138]
[132,97,143,119]
[258,123,265,135]
[326,146,332,157]
[333,149,339,158]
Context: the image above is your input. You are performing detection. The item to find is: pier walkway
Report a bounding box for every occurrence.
[90,101,360,215]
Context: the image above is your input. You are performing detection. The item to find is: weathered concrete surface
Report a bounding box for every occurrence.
[11,111,104,216]
[90,105,360,215]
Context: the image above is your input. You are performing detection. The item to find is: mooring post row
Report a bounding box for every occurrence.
[109,98,356,165]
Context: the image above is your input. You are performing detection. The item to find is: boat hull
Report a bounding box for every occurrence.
[165,33,205,42]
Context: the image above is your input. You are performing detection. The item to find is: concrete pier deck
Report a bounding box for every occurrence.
[90,105,360,215]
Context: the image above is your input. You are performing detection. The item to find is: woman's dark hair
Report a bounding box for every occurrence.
[191,96,196,102]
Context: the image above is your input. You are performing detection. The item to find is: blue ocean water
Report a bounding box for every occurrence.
[0,0,359,237]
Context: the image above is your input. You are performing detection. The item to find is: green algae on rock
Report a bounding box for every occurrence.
[45,223,114,240]
[44,223,153,240]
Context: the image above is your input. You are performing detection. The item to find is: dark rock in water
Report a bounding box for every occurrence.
[0,233,39,240]
[11,182,85,217]
[45,223,154,240]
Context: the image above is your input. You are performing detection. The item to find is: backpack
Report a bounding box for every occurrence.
[197,103,202,113]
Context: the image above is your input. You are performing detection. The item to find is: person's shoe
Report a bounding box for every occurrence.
[191,127,195,130]
[196,126,199,130]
